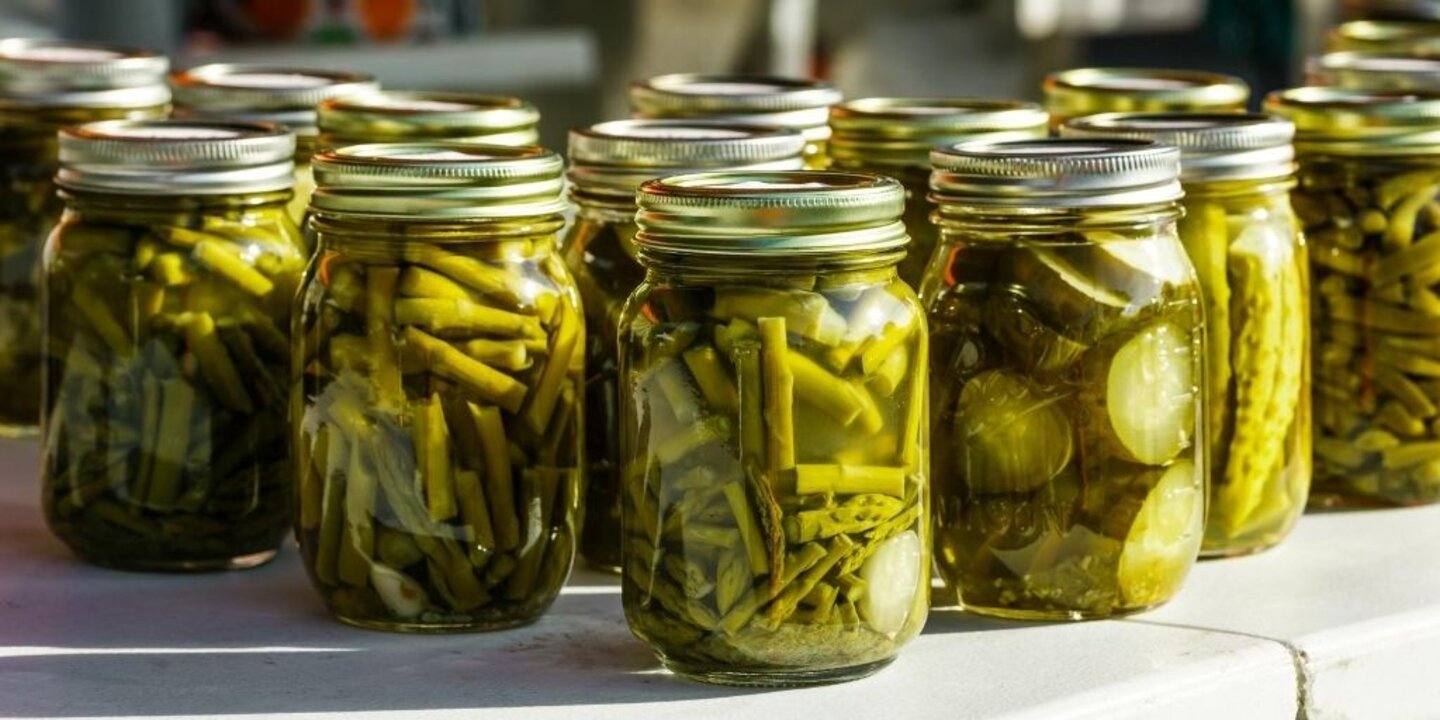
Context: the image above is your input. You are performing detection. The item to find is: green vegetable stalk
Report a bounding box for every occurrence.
[42,194,304,570]
[295,230,583,631]
[620,272,928,679]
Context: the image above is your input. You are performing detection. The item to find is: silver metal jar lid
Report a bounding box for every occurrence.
[567,119,807,201]
[1307,52,1440,91]
[630,74,843,143]
[0,38,169,109]
[930,138,1183,207]
[1264,86,1440,157]
[634,170,907,257]
[171,64,378,137]
[829,97,1050,170]
[311,143,566,220]
[57,119,296,195]
[1061,112,1295,183]
[317,91,540,147]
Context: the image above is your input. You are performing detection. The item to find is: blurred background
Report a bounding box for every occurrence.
[0,0,1382,146]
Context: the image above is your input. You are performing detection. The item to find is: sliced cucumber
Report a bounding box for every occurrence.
[1116,461,1202,607]
[1101,321,1197,465]
[955,370,1074,494]
[1086,233,1196,291]
[1006,248,1130,336]
[860,529,922,634]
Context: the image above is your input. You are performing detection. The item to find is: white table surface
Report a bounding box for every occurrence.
[0,438,1435,720]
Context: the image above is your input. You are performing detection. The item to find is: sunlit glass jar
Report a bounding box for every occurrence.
[43,119,304,571]
[170,63,378,227]
[828,98,1049,287]
[620,171,929,686]
[563,119,806,573]
[1327,20,1440,53]
[629,74,842,169]
[1308,52,1440,91]
[296,143,583,632]
[0,38,169,437]
[923,139,1205,619]
[1266,87,1440,508]
[316,91,539,150]
[1042,68,1250,128]
[1062,113,1310,557]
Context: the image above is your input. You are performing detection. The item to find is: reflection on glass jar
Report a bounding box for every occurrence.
[43,119,303,571]
[170,63,378,229]
[0,39,169,437]
[620,171,929,686]
[295,143,582,632]
[1061,113,1310,557]
[562,119,806,573]
[828,97,1049,287]
[629,74,842,168]
[923,139,1205,619]
[1269,87,1440,508]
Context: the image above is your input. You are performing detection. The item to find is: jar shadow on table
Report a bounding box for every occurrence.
[0,566,782,717]
[921,606,1072,635]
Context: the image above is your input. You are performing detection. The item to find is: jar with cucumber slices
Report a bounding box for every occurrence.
[620,171,928,685]
[296,144,582,631]
[563,120,806,573]
[42,120,304,570]
[827,98,1049,287]
[1042,68,1250,128]
[1267,87,1440,507]
[923,139,1205,619]
[1062,114,1309,557]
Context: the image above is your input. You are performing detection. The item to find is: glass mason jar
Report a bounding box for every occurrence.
[296,143,583,632]
[316,91,539,151]
[1308,52,1440,91]
[170,63,379,228]
[828,98,1050,287]
[923,139,1206,619]
[42,119,304,570]
[1267,87,1440,508]
[1042,68,1250,128]
[629,74,842,169]
[563,119,806,572]
[1063,114,1311,557]
[1327,20,1440,53]
[0,39,169,437]
[620,171,930,686]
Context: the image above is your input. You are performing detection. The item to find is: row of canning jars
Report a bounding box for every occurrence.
[18,34,1440,688]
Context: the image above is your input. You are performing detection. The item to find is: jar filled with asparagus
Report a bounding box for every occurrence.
[629,74,842,168]
[42,119,304,570]
[827,98,1049,287]
[1062,113,1309,556]
[316,91,539,151]
[620,171,929,686]
[171,63,378,227]
[1327,20,1440,53]
[564,120,806,572]
[923,139,1205,619]
[0,39,169,437]
[296,143,582,631]
[1267,87,1440,507]
[1042,68,1250,128]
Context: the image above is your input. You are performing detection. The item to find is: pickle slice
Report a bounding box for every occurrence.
[1116,461,1201,607]
[955,370,1074,494]
[982,288,1090,376]
[1007,248,1129,334]
[859,529,921,634]
[1098,321,1196,466]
